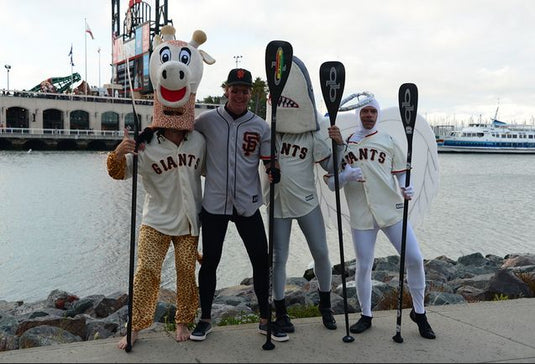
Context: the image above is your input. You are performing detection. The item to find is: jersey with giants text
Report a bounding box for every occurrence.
[342,131,407,229]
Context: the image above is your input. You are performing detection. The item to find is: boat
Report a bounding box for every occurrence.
[437,119,535,153]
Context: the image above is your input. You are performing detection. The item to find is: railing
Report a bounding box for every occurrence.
[0,127,124,140]
[1,89,154,105]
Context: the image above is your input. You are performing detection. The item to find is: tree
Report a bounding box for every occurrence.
[250,77,268,119]
[201,95,223,105]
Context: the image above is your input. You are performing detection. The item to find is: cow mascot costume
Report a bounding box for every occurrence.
[107,24,215,348]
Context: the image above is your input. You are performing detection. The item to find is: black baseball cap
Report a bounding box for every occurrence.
[225,68,253,87]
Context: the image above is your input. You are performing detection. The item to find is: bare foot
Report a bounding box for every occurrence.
[117,331,138,349]
[175,323,191,342]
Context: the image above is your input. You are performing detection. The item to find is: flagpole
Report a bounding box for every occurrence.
[70,44,73,94]
[84,18,88,95]
[98,47,101,89]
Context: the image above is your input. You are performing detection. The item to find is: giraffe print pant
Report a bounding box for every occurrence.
[131,225,199,331]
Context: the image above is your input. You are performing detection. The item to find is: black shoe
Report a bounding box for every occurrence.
[258,322,289,342]
[190,320,212,341]
[350,314,372,334]
[274,314,295,333]
[319,308,337,330]
[410,309,436,339]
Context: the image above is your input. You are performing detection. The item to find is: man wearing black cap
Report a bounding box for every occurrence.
[190,68,287,342]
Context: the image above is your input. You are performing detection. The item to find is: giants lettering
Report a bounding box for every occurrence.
[243,132,260,156]
[345,148,386,164]
[151,154,201,174]
[280,142,308,159]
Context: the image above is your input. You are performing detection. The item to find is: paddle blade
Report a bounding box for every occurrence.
[398,83,418,147]
[265,40,293,109]
[319,61,346,126]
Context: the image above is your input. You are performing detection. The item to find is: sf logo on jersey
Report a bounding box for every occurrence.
[243,132,260,156]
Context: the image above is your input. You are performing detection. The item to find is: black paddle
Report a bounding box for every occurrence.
[319,61,354,344]
[124,60,140,353]
[264,40,293,351]
[392,82,418,344]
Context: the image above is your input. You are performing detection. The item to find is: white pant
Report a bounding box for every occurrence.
[352,220,426,316]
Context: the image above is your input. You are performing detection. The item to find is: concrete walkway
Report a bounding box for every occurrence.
[1,298,534,363]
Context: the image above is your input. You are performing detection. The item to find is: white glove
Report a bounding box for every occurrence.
[400,184,414,200]
[324,164,364,191]
[340,164,364,184]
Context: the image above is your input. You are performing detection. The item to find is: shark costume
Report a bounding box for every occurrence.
[107,25,214,344]
[265,56,339,332]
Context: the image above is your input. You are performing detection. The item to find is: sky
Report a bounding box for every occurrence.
[1,0,535,126]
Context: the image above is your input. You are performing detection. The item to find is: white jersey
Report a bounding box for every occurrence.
[342,130,407,230]
[194,106,271,217]
[124,130,205,236]
[271,131,331,218]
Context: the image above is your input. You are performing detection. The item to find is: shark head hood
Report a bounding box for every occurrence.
[266,55,319,133]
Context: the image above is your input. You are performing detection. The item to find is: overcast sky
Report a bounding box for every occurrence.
[2,0,534,125]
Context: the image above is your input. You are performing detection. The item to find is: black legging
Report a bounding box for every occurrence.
[198,207,270,320]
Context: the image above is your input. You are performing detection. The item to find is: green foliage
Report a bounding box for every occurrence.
[217,304,323,327]
[201,95,223,105]
[218,311,259,326]
[287,304,320,318]
[163,314,176,332]
[492,293,509,301]
[250,77,267,119]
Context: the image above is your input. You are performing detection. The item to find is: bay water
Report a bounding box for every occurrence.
[1,151,534,302]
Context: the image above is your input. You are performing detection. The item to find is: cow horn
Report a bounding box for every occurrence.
[190,30,207,48]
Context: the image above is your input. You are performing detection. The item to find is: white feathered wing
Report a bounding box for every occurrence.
[315,106,440,234]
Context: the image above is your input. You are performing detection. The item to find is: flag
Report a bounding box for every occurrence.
[85,22,94,40]
[68,44,74,66]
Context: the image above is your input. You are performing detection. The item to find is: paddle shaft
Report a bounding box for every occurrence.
[124,59,139,353]
[319,62,353,343]
[263,40,293,350]
[393,83,418,344]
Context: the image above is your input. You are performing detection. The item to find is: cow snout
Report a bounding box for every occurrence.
[162,69,185,81]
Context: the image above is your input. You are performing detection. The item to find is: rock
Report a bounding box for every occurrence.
[485,269,533,300]
[502,254,535,268]
[426,292,466,305]
[2,252,535,354]
[153,302,176,324]
[18,325,81,349]
[15,315,87,338]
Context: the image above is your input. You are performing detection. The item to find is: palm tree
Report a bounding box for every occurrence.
[251,77,268,119]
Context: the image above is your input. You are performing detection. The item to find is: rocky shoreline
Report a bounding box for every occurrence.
[1,252,534,352]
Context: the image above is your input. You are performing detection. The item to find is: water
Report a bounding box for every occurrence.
[1,151,534,302]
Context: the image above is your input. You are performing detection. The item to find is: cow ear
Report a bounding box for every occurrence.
[199,50,216,65]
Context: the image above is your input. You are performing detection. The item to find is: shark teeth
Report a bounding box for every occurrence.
[278,95,298,108]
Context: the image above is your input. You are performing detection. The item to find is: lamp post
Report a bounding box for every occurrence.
[233,55,242,68]
[5,64,11,91]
